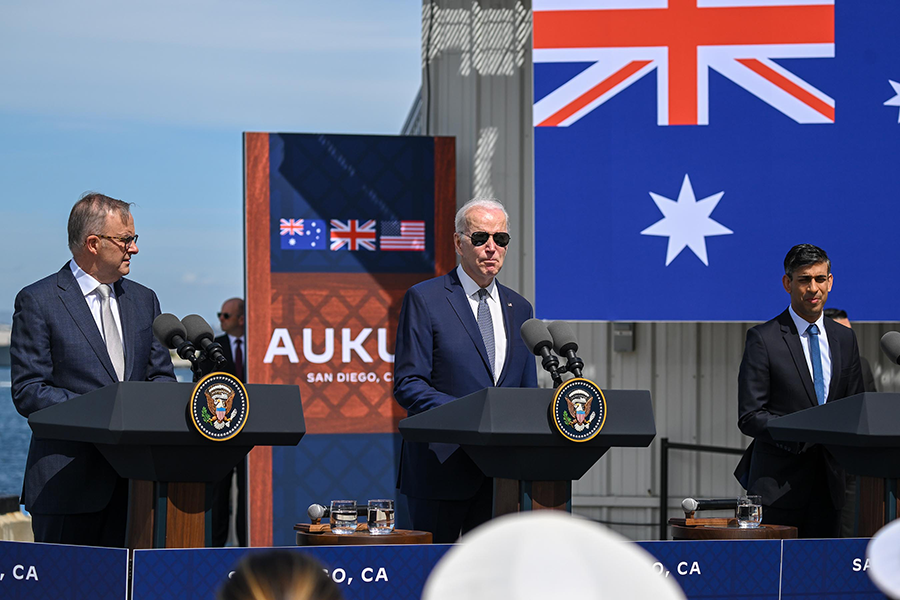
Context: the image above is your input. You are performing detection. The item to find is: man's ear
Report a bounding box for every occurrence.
[782,274,792,294]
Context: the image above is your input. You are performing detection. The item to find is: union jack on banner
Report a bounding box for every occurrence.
[533,0,835,126]
[330,219,377,251]
[280,218,304,236]
[380,221,426,251]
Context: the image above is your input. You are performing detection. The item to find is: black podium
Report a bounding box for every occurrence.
[768,392,900,528]
[399,387,656,513]
[28,381,304,548]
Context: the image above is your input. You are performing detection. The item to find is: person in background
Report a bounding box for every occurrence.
[823,307,878,538]
[211,297,247,546]
[218,550,343,600]
[11,192,175,547]
[735,243,864,538]
[393,198,538,543]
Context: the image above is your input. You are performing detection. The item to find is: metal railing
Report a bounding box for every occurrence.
[658,437,745,540]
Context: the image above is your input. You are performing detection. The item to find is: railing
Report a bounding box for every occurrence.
[658,437,745,540]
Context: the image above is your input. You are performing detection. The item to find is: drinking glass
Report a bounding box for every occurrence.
[736,495,762,528]
[367,499,395,535]
[330,500,358,534]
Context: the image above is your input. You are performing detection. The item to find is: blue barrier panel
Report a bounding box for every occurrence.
[132,544,453,600]
[781,538,886,599]
[0,541,127,600]
[639,540,782,600]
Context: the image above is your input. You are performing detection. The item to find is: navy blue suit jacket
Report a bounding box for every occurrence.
[11,264,176,514]
[736,310,863,509]
[393,270,538,501]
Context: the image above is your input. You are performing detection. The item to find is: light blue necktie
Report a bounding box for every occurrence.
[807,323,826,405]
[477,288,495,378]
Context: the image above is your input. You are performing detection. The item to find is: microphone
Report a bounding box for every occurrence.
[681,497,739,516]
[548,321,584,379]
[182,314,228,367]
[307,503,368,521]
[152,313,197,361]
[520,319,562,387]
[881,331,900,365]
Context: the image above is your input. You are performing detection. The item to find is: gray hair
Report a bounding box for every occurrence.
[454,198,510,233]
[67,192,133,254]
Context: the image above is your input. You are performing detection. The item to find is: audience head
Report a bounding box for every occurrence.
[219,550,342,600]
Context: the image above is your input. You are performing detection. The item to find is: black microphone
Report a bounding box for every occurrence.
[152,313,197,361]
[881,331,900,365]
[182,314,228,367]
[307,503,368,521]
[548,321,584,378]
[681,497,740,515]
[520,319,562,387]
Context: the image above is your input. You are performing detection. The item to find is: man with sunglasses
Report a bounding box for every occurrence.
[11,192,175,547]
[393,198,538,542]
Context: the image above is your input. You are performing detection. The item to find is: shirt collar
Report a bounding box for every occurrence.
[788,305,826,337]
[69,259,111,298]
[456,264,497,300]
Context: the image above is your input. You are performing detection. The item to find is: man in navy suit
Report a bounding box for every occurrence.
[393,198,538,542]
[11,192,176,547]
[736,244,863,538]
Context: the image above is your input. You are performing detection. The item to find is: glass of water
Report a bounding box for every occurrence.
[367,499,395,535]
[330,500,358,535]
[736,495,762,528]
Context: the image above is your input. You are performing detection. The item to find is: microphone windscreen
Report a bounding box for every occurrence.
[182,314,215,344]
[548,320,578,355]
[881,331,900,365]
[152,313,186,348]
[520,319,553,355]
[681,498,699,513]
[307,503,327,520]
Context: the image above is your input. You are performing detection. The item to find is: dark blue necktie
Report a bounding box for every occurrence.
[807,323,826,405]
[477,288,495,378]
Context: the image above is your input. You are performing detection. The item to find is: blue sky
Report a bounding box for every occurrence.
[0,0,421,328]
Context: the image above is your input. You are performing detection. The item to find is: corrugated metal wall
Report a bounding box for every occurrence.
[414,0,900,541]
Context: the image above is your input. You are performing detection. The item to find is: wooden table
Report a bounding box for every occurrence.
[668,518,797,540]
[294,526,432,546]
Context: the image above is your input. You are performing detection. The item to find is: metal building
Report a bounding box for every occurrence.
[403,0,900,540]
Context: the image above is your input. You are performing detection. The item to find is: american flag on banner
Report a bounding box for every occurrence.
[330,219,377,251]
[380,221,426,251]
[533,1,900,321]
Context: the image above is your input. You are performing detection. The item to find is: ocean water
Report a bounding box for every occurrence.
[0,366,191,498]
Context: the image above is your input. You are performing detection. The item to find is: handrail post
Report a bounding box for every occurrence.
[659,437,669,540]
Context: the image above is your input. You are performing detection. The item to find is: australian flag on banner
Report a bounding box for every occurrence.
[533,0,900,321]
[269,134,437,273]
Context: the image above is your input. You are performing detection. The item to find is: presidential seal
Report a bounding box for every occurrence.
[190,372,249,441]
[551,377,606,442]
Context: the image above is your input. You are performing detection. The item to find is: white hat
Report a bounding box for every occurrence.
[867,518,900,599]
[423,511,686,600]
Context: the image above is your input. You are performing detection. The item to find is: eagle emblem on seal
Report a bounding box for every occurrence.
[204,383,238,430]
[552,378,606,442]
[564,390,595,431]
[191,372,249,441]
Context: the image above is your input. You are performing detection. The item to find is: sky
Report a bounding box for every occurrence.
[0,0,421,330]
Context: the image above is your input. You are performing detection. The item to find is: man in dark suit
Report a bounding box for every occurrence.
[736,244,864,538]
[11,192,176,547]
[393,198,538,543]
[210,297,247,546]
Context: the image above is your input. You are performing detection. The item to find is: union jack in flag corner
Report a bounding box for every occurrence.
[533,0,900,322]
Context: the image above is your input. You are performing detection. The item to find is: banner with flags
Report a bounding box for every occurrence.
[533,0,900,321]
[244,133,455,545]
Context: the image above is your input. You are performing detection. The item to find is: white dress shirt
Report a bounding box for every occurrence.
[457,265,507,384]
[70,259,124,346]
[788,305,833,401]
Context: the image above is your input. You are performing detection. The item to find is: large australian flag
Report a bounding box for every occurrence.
[533,0,900,321]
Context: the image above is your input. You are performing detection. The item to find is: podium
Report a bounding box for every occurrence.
[28,381,304,548]
[768,392,900,532]
[399,387,655,513]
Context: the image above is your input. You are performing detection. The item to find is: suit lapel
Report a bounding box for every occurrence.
[779,310,818,409]
[444,271,494,380]
[57,266,118,382]
[115,279,135,381]
[824,318,842,402]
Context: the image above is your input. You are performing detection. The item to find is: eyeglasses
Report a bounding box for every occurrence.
[460,231,511,247]
[95,234,139,248]
[218,312,231,319]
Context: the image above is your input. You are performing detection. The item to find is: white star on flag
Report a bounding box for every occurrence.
[884,80,900,122]
[641,175,733,266]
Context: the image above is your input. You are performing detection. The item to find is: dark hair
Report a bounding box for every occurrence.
[783,244,831,279]
[824,308,848,320]
[67,192,133,254]
[218,551,342,600]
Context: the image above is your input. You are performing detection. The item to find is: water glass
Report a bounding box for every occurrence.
[367,499,395,535]
[736,495,762,528]
[330,500,358,535]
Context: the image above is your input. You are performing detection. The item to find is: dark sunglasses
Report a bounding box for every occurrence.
[462,231,511,247]
[217,312,232,319]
